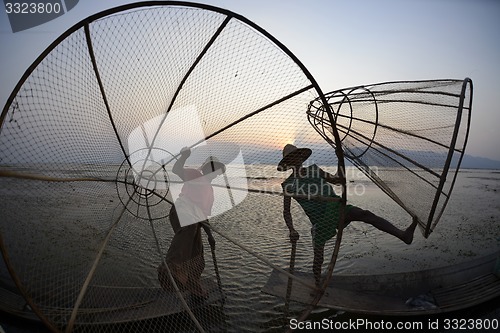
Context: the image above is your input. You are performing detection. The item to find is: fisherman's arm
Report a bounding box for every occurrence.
[172,147,190,180]
[283,195,299,242]
[319,167,344,185]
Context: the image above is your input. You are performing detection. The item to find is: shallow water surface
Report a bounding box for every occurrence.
[0,167,499,331]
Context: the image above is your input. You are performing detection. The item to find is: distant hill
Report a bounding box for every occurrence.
[460,154,500,170]
[238,144,500,170]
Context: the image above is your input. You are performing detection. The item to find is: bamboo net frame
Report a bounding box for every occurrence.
[307,78,472,238]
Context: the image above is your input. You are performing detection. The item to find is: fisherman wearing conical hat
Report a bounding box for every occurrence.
[158,147,226,302]
[278,144,418,288]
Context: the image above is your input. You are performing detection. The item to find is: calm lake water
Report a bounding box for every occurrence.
[1,166,499,332]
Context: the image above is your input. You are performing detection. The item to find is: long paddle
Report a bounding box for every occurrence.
[284,239,297,319]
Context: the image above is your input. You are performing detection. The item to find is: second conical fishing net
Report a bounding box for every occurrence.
[307,79,472,237]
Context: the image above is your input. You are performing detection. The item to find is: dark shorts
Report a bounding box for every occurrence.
[311,201,354,248]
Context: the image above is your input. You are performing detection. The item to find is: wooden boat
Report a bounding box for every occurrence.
[0,277,224,325]
[0,285,39,322]
[3,252,499,324]
[263,251,500,316]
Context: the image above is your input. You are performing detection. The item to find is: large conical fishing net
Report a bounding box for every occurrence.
[0,2,474,332]
[0,2,349,332]
[308,79,472,237]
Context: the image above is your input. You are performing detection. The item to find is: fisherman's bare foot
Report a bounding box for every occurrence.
[402,217,419,244]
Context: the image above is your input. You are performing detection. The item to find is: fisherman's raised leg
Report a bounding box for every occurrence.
[347,207,417,244]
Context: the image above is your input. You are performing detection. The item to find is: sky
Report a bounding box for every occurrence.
[1,0,499,161]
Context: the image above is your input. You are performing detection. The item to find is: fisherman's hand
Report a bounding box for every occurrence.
[289,229,299,243]
[180,147,191,158]
[326,171,344,184]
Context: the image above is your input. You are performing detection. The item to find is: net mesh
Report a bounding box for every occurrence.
[0,3,472,332]
[307,79,472,237]
[0,3,347,332]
